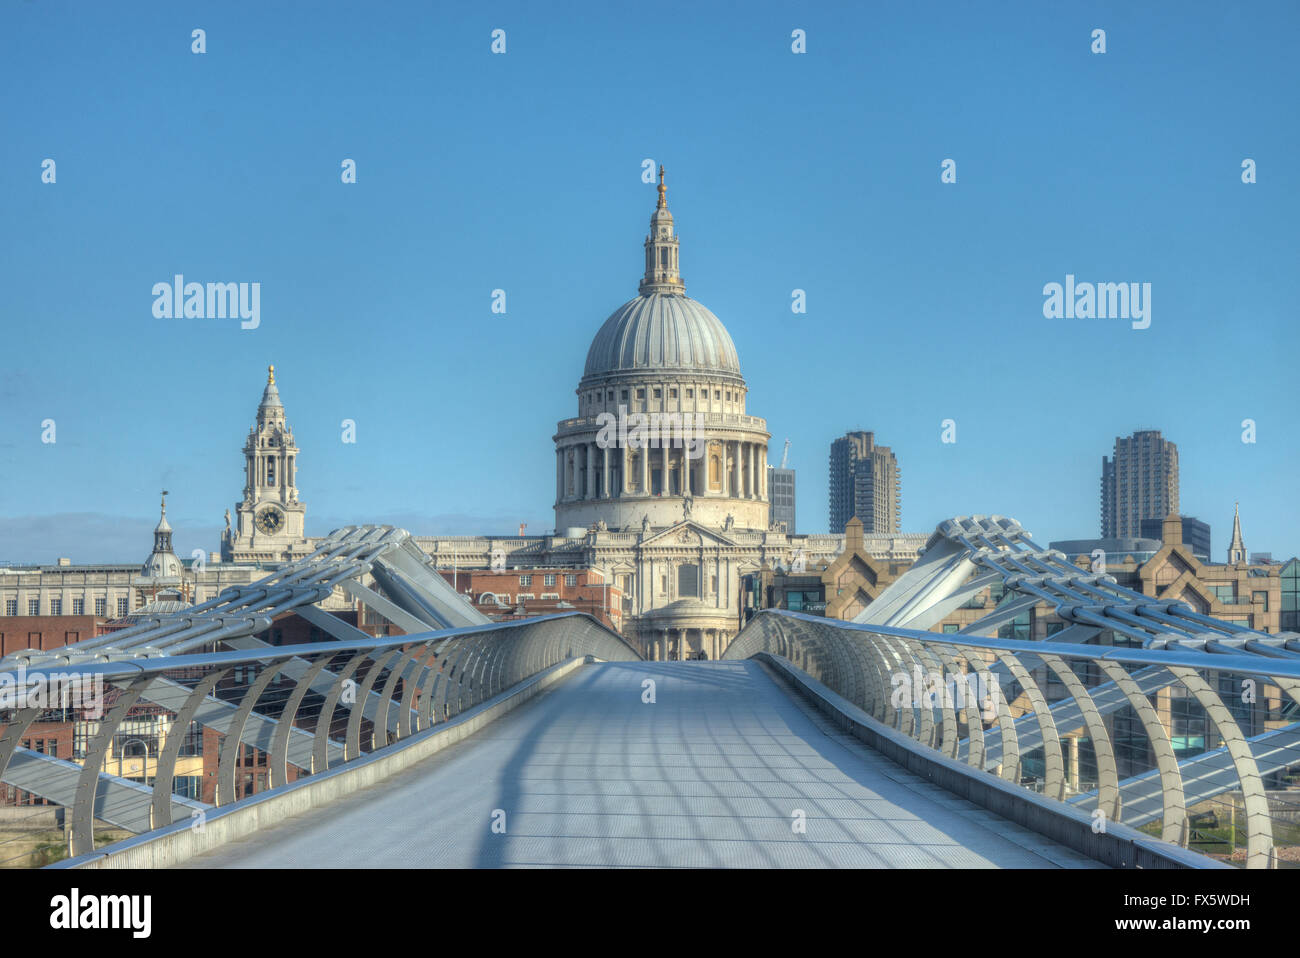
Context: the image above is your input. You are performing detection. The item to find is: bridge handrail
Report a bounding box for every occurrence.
[0,611,639,866]
[725,609,1300,870]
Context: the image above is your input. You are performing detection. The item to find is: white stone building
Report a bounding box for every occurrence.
[418,172,927,658]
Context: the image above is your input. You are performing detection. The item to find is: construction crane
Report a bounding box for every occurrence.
[779,438,791,470]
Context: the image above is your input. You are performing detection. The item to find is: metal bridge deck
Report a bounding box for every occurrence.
[183,661,1102,868]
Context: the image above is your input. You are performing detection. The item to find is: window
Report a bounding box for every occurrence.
[177,720,203,757]
[47,741,57,758]
[266,458,275,484]
[4,600,14,617]
[28,599,39,616]
[636,388,645,400]
[544,574,556,587]
[685,389,693,399]
[565,574,578,587]
[50,599,62,616]
[653,388,662,399]
[620,390,628,402]
[94,598,106,617]
[942,624,960,633]
[669,388,677,399]
[519,575,532,586]
[74,724,95,760]
[72,598,84,615]
[677,565,699,598]
[714,390,721,399]
[1253,591,1268,610]
[117,598,129,616]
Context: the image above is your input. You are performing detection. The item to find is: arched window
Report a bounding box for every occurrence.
[266,458,275,485]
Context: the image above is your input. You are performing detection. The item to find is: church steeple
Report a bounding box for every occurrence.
[142,490,182,577]
[1228,502,1248,564]
[640,165,685,295]
[224,365,309,563]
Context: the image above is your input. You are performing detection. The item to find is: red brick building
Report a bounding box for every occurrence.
[0,615,114,657]
[437,568,623,633]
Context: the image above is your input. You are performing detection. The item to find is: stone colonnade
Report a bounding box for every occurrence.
[556,440,767,503]
[642,626,731,661]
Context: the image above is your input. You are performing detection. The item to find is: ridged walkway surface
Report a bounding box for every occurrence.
[184,661,1102,868]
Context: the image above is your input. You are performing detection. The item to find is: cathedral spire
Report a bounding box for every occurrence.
[640,166,684,295]
[1228,501,1247,564]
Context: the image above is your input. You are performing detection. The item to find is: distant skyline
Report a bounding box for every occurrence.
[2,2,1296,563]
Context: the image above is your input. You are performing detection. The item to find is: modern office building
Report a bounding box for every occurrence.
[1100,429,1179,538]
[767,465,796,533]
[828,431,900,534]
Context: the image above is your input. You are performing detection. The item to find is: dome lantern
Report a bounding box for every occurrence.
[639,166,684,296]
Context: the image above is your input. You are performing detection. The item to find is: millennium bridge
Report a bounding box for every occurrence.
[2,517,1297,869]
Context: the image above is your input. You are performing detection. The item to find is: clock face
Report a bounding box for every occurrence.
[255,508,284,535]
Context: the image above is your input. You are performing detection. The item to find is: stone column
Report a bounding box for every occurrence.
[660,630,668,662]
[660,444,669,497]
[556,449,563,503]
[749,443,756,499]
[602,445,610,498]
[586,442,596,500]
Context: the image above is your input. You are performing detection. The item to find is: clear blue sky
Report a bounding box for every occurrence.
[1,1,1296,564]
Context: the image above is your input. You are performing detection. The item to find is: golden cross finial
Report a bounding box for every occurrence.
[657,165,667,208]
[268,364,276,385]
[161,489,169,514]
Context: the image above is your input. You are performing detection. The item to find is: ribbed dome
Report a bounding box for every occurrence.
[583,292,742,380]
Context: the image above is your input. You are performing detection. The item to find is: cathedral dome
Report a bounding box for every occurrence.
[581,167,742,384]
[583,293,741,380]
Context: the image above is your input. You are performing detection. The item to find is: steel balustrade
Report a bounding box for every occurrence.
[725,609,1300,868]
[0,612,638,861]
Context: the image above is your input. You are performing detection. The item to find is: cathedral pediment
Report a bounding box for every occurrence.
[640,521,738,549]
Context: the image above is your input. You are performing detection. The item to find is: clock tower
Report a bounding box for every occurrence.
[221,365,311,563]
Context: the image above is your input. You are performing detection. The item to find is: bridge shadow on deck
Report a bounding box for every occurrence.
[467,660,1100,868]
[182,660,1101,868]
